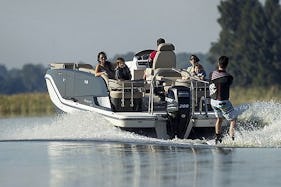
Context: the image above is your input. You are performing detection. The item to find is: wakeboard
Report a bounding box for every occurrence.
[206,139,217,146]
[206,139,223,146]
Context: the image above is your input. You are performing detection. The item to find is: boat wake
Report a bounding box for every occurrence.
[0,101,280,148]
[223,101,281,147]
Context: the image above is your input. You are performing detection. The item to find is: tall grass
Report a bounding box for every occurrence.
[0,93,54,117]
[230,86,281,106]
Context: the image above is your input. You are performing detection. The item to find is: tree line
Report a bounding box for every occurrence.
[208,0,281,87]
[0,64,47,94]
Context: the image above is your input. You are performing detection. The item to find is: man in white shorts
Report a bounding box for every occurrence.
[209,56,237,144]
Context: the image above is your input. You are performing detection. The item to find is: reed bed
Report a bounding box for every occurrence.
[0,93,54,117]
[230,86,281,106]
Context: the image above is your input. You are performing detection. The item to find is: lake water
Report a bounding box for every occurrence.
[0,101,281,187]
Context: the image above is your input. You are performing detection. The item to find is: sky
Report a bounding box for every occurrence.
[0,0,221,69]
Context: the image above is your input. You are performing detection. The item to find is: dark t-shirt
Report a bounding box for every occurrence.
[98,61,115,79]
[115,66,132,80]
[209,70,233,100]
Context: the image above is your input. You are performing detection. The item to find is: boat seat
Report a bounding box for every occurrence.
[49,63,76,70]
[153,43,176,69]
[49,63,65,69]
[133,69,146,80]
[145,43,177,81]
[108,79,144,91]
[77,63,93,69]
[175,79,208,88]
[77,64,95,74]
[50,63,94,71]
[79,68,95,75]
[154,68,181,79]
[110,90,143,98]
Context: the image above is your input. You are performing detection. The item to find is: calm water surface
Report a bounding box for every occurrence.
[0,102,281,187]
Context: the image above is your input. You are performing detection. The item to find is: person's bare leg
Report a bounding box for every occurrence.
[229,119,236,140]
[215,118,223,135]
[215,118,223,144]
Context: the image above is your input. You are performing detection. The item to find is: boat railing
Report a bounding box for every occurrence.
[189,77,210,116]
[108,79,145,108]
[148,68,182,114]
[49,62,94,70]
[119,80,145,107]
[148,69,211,116]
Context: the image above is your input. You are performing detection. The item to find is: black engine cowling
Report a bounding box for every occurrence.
[166,86,191,139]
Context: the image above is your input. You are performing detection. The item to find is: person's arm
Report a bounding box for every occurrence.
[95,64,106,77]
[125,66,132,80]
[148,50,156,68]
[115,68,121,80]
[148,51,154,61]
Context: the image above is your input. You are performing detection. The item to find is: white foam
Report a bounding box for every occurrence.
[1,101,281,147]
[223,101,281,147]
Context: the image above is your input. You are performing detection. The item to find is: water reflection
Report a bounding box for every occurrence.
[211,148,233,187]
[47,142,234,187]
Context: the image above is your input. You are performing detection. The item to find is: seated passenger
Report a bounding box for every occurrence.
[115,57,132,80]
[143,38,168,80]
[95,51,115,79]
[194,63,206,80]
[187,54,200,76]
[148,38,166,68]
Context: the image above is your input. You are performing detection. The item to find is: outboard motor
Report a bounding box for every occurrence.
[166,86,191,139]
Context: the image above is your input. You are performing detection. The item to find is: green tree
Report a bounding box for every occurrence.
[263,0,281,84]
[209,0,281,87]
[0,65,8,93]
[21,64,46,92]
[237,0,266,86]
[209,0,245,84]
[0,63,47,94]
